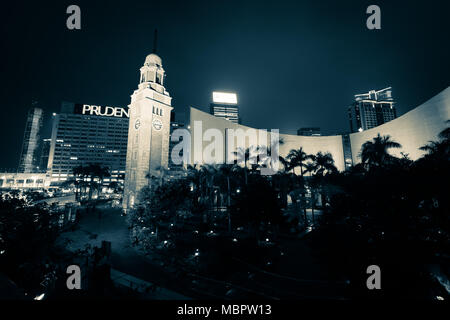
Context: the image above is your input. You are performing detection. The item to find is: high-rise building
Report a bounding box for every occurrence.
[18,106,44,173]
[39,138,51,173]
[209,91,240,123]
[47,102,129,183]
[297,127,321,136]
[123,52,173,211]
[348,87,397,133]
[168,111,186,176]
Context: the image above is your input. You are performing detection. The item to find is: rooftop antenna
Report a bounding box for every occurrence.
[152,29,158,54]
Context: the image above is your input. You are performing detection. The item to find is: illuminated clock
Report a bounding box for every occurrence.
[134,119,141,130]
[152,118,163,131]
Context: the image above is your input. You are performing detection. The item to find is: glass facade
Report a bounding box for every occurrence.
[48,102,129,183]
[18,106,44,173]
[348,87,397,133]
[210,103,240,124]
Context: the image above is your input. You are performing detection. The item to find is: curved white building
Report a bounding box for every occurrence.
[188,87,450,170]
[349,87,450,163]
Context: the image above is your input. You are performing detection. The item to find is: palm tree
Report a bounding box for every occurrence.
[259,150,291,208]
[307,152,338,177]
[303,162,316,177]
[218,164,237,233]
[186,164,202,209]
[419,135,450,163]
[198,164,218,222]
[360,134,402,170]
[86,164,110,199]
[286,148,313,225]
[420,121,450,160]
[233,147,258,184]
[438,120,450,140]
[72,165,89,200]
[272,155,290,173]
[287,147,312,176]
[72,164,110,200]
[420,141,442,155]
[304,152,337,225]
[258,139,286,174]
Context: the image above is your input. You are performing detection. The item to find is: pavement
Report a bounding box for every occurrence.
[57,206,191,299]
[57,205,349,299]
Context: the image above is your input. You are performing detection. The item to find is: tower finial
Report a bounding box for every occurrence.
[152,29,158,54]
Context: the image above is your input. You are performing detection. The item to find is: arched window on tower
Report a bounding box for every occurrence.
[156,72,162,85]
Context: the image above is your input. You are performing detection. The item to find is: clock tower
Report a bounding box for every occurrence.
[123,52,173,211]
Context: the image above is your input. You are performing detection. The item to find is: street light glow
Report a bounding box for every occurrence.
[34,293,45,300]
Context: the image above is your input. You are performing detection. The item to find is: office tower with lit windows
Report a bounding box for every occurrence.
[209,91,240,123]
[47,102,129,184]
[18,105,44,173]
[348,87,397,133]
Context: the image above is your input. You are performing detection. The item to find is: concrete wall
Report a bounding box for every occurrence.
[189,86,450,171]
[189,107,346,171]
[349,87,450,163]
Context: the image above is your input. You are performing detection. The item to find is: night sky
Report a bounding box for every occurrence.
[1,0,449,170]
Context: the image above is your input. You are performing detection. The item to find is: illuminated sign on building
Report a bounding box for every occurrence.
[212,92,238,104]
[74,104,129,118]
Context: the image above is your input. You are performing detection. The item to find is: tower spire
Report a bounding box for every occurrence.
[152,29,158,54]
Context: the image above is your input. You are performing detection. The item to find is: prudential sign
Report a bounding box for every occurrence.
[75,104,130,118]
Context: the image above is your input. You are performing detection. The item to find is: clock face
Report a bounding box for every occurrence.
[153,118,163,131]
[134,119,141,130]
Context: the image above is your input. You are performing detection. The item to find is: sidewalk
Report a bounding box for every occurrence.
[57,207,192,299]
